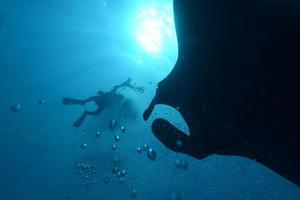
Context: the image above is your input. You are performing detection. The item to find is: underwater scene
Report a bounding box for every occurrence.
[1,0,300,199]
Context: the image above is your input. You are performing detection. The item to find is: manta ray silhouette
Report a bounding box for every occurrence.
[144,0,300,186]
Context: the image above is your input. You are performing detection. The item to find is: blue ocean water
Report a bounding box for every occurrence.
[0,0,299,199]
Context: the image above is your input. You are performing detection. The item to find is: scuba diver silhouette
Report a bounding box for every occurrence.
[63,78,144,128]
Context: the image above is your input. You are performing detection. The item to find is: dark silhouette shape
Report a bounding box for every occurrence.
[144,0,300,186]
[64,78,144,127]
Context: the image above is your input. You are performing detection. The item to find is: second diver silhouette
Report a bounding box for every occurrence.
[63,78,144,128]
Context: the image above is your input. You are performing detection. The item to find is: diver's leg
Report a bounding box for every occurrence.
[63,96,96,105]
[73,111,88,127]
[72,106,105,128]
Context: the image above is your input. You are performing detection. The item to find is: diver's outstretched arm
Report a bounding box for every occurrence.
[110,78,132,94]
[63,96,97,105]
[124,79,145,93]
[110,78,144,94]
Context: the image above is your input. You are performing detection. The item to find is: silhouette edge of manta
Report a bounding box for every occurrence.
[143,0,300,187]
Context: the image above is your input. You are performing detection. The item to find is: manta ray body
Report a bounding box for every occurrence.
[144,0,300,186]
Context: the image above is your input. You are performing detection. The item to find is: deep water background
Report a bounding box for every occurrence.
[0,0,300,199]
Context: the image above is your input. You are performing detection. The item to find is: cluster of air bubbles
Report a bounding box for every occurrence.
[109,119,127,133]
[111,134,121,151]
[110,156,128,184]
[81,180,97,190]
[111,167,128,182]
[76,161,96,175]
[79,130,104,151]
[10,98,147,199]
[136,144,157,161]
[108,119,128,151]
[73,119,142,198]
[80,130,102,137]
[75,161,97,190]
[101,155,138,198]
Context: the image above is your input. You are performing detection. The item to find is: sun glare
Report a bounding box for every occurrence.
[134,4,176,54]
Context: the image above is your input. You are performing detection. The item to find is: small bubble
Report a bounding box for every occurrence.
[147,148,156,161]
[121,169,127,177]
[143,144,149,151]
[96,131,101,137]
[131,189,137,198]
[119,177,124,184]
[112,167,119,175]
[10,104,22,112]
[120,126,126,133]
[137,147,142,153]
[114,135,120,142]
[116,171,122,177]
[109,119,117,130]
